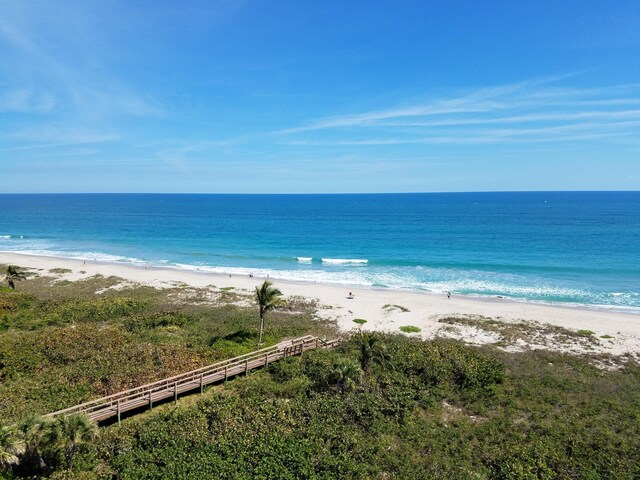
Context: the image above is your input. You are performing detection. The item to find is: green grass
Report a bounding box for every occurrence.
[399,325,421,333]
[353,318,367,325]
[219,286,235,291]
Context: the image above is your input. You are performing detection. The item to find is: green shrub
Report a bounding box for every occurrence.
[48,268,72,274]
[399,325,421,333]
[424,340,505,393]
[268,356,305,382]
[0,291,36,311]
[302,349,344,391]
[209,339,254,359]
[41,297,149,326]
[3,272,640,479]
[123,312,191,331]
[577,329,595,337]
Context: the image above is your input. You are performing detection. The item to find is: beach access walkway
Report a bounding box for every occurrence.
[45,335,340,423]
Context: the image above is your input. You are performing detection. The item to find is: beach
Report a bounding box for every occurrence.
[2,251,639,358]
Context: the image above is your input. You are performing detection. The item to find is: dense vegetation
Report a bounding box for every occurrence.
[0,271,332,423]
[1,268,640,478]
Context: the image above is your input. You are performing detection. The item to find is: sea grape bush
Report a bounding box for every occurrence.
[1,275,640,478]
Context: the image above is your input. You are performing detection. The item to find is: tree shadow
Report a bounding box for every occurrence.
[209,329,257,346]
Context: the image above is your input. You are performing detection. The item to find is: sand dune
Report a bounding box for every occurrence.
[2,251,638,359]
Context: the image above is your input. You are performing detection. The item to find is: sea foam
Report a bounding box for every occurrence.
[322,258,368,265]
[7,249,149,266]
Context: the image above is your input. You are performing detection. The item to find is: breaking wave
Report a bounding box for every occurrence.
[321,258,368,265]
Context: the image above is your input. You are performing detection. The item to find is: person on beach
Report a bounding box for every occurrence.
[348,292,354,299]
[447,291,451,299]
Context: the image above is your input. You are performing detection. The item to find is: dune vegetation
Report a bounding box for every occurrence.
[1,268,639,478]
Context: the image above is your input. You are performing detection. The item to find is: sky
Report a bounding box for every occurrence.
[0,0,639,193]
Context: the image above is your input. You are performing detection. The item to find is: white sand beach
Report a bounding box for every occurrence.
[2,252,639,359]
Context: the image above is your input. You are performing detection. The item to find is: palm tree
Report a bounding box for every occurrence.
[254,281,286,345]
[356,333,390,373]
[46,414,97,471]
[18,415,52,474]
[4,265,26,290]
[0,422,25,470]
[329,359,361,392]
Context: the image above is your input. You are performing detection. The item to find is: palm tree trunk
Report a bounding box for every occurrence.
[38,453,47,474]
[67,442,76,470]
[258,314,265,345]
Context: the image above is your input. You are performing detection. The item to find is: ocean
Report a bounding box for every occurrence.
[0,192,638,311]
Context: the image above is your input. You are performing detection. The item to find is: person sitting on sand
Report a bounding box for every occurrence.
[347,292,354,299]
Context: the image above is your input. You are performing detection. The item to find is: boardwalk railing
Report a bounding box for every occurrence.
[45,335,339,423]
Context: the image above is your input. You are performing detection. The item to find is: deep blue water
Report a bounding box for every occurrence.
[0,192,638,310]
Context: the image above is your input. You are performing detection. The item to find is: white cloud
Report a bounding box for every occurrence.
[5,125,119,145]
[0,88,56,113]
[0,8,164,119]
[278,76,640,146]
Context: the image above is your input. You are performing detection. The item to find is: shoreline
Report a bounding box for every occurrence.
[2,251,640,357]
[2,250,638,315]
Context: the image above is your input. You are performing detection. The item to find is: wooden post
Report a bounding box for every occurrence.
[245,359,249,375]
[174,383,178,404]
[200,375,204,393]
[224,365,228,382]
[149,393,153,410]
[117,400,121,424]
[265,352,269,366]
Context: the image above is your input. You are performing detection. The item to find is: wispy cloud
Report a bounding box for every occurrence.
[0,4,167,155]
[0,88,56,113]
[0,6,164,119]
[6,125,119,145]
[375,109,640,128]
[277,76,640,146]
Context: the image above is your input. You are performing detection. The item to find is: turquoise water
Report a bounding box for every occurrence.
[0,192,638,311]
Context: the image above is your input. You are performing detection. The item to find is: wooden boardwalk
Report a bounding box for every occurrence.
[46,335,339,423]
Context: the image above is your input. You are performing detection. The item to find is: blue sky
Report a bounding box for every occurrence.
[0,0,639,193]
